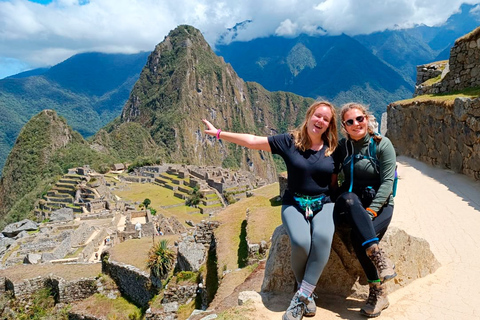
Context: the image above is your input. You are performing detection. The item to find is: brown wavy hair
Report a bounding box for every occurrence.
[340,102,382,142]
[292,100,338,156]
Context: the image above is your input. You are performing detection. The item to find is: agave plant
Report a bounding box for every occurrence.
[146,239,176,279]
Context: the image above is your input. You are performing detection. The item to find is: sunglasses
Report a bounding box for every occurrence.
[343,115,365,126]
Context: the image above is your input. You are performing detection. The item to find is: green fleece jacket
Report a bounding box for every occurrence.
[334,134,396,212]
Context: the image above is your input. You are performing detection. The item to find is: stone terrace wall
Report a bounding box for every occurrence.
[387,97,480,179]
[102,253,158,307]
[2,274,97,303]
[415,26,480,95]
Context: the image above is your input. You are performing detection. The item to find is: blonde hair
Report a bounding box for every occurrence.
[340,102,381,142]
[292,101,338,156]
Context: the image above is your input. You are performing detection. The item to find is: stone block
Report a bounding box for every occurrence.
[2,219,39,238]
[176,240,206,272]
[261,225,440,298]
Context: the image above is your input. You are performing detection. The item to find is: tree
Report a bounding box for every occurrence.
[142,198,151,209]
[146,239,175,279]
[186,186,202,207]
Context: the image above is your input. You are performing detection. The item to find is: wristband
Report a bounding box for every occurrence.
[366,207,377,218]
[216,129,222,140]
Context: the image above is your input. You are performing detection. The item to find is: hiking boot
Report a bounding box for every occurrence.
[303,293,317,317]
[283,291,305,320]
[366,244,397,282]
[360,282,389,317]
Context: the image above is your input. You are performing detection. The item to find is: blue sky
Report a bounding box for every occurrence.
[1,0,480,79]
[28,0,53,4]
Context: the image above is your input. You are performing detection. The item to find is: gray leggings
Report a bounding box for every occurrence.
[281,203,335,286]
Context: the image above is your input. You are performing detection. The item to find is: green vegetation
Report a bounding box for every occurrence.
[395,86,480,105]
[1,287,70,320]
[142,198,151,209]
[73,294,142,320]
[0,110,118,229]
[175,271,198,284]
[423,74,442,86]
[146,240,176,280]
[186,185,202,207]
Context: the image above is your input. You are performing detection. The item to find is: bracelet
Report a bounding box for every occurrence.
[366,207,377,218]
[216,129,222,140]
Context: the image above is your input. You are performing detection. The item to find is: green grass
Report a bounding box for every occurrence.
[71,293,142,320]
[395,86,480,106]
[215,183,281,271]
[64,247,84,259]
[109,236,179,271]
[113,182,185,208]
[423,74,442,86]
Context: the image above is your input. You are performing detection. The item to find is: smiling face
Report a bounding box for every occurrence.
[307,105,332,140]
[343,107,368,141]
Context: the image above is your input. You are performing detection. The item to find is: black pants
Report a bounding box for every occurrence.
[333,192,393,281]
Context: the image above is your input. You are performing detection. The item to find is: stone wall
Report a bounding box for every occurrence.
[162,283,197,304]
[2,274,97,303]
[415,61,445,85]
[78,228,108,262]
[102,253,158,307]
[193,220,220,246]
[387,97,480,179]
[415,26,480,95]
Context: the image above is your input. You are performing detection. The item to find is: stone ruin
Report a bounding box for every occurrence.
[415,26,480,96]
[35,166,114,222]
[129,163,265,206]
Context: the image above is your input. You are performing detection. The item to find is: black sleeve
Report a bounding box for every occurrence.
[268,133,293,155]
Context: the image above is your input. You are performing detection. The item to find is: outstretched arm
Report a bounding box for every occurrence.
[202,119,271,152]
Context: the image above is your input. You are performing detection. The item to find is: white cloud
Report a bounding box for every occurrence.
[275,19,298,36]
[0,0,480,78]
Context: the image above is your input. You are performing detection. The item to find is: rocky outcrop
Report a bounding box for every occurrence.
[262,225,440,297]
[176,239,206,272]
[1,219,38,237]
[387,97,480,179]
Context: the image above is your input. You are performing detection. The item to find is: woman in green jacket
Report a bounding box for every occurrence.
[332,102,397,318]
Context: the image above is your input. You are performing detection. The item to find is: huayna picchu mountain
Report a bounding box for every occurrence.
[95,25,314,181]
[0,110,115,228]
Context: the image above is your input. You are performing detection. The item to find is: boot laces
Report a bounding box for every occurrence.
[371,249,388,270]
[366,285,381,306]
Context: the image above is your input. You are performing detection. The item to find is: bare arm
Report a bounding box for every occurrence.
[202,119,271,152]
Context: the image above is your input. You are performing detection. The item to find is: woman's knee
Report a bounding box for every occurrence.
[290,235,311,252]
[336,192,361,207]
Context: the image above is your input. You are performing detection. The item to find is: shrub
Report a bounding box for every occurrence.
[146,240,175,279]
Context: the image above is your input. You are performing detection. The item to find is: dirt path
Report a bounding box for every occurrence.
[234,156,480,319]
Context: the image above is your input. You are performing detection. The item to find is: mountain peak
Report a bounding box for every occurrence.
[104,25,314,181]
[0,109,82,223]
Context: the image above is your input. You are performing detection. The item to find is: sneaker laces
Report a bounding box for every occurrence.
[287,292,306,318]
[287,299,304,318]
